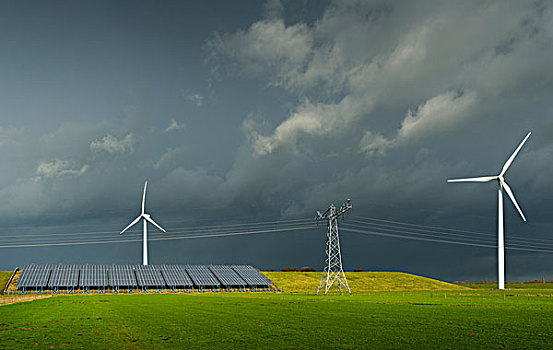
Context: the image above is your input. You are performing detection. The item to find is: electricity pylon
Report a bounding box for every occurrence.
[316,198,352,295]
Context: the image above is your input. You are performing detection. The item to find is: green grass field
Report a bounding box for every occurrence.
[456,282,553,290]
[2,272,553,349]
[1,291,553,349]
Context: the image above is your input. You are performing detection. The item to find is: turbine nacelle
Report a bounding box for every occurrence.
[447,132,530,223]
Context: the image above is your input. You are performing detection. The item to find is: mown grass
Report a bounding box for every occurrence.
[457,282,553,290]
[1,291,553,349]
[263,271,468,293]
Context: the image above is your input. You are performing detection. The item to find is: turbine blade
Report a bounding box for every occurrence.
[500,132,531,176]
[120,215,141,234]
[501,180,527,222]
[447,176,497,183]
[142,181,148,215]
[145,216,166,233]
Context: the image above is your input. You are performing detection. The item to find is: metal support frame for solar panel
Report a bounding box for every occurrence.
[209,265,247,292]
[16,264,53,294]
[108,265,136,293]
[253,268,282,292]
[48,265,80,294]
[160,265,193,293]
[80,265,108,294]
[185,265,220,292]
[2,267,19,295]
[50,265,80,294]
[135,265,165,293]
[232,265,273,292]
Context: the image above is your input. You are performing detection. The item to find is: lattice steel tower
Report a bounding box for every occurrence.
[316,198,352,295]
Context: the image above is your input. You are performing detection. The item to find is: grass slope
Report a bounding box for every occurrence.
[1,291,553,349]
[263,271,468,293]
[0,271,13,293]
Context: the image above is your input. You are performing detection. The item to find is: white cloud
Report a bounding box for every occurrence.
[165,119,186,132]
[89,133,136,154]
[397,91,476,142]
[359,91,477,156]
[211,1,553,160]
[181,90,204,107]
[246,95,373,156]
[35,159,88,181]
[153,147,186,169]
[208,18,313,89]
[358,130,391,157]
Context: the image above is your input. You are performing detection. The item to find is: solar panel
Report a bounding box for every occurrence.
[160,265,193,287]
[209,265,246,287]
[16,264,52,288]
[232,265,271,287]
[135,265,165,287]
[48,265,80,288]
[15,264,273,292]
[108,265,136,287]
[80,265,108,288]
[185,265,220,287]
[15,264,32,288]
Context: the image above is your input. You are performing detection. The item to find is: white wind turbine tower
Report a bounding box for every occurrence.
[448,132,531,290]
[120,181,166,265]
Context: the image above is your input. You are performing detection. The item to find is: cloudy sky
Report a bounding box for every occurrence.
[1,0,553,282]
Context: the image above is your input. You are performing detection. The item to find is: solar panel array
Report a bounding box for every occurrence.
[160,265,193,287]
[14,264,274,291]
[16,264,52,288]
[109,265,136,287]
[80,265,107,287]
[232,265,271,286]
[135,265,165,287]
[210,265,246,286]
[49,265,80,288]
[186,265,220,287]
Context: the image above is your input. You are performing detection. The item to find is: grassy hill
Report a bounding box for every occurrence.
[0,271,13,293]
[262,271,468,293]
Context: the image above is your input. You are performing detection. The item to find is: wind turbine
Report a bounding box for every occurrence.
[120,181,166,265]
[448,132,531,290]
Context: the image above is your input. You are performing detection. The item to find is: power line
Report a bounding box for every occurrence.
[344,222,497,245]
[0,225,313,249]
[346,219,553,250]
[342,226,498,249]
[2,210,553,255]
[342,226,553,254]
[0,217,312,241]
[0,224,314,246]
[0,221,315,246]
[351,215,553,246]
[0,210,307,235]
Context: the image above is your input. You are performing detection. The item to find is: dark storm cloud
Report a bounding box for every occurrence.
[206,0,552,216]
[206,0,553,280]
[1,0,552,282]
